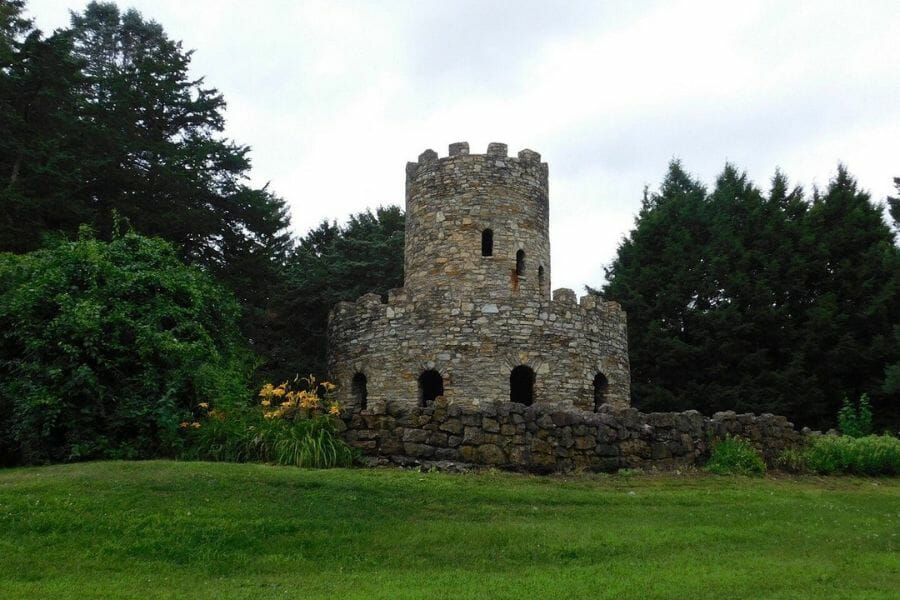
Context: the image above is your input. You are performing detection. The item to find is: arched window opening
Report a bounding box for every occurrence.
[593,372,609,411]
[510,365,535,406]
[481,229,494,257]
[352,372,368,409]
[516,250,525,276]
[538,265,545,290]
[418,369,444,407]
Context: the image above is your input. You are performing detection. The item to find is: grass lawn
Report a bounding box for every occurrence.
[0,461,897,599]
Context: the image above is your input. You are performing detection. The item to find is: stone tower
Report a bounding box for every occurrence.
[328,142,630,411]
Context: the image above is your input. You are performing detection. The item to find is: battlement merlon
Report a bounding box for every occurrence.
[404,141,549,194]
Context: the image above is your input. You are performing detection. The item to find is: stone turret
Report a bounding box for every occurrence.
[327,142,630,412]
[404,142,550,300]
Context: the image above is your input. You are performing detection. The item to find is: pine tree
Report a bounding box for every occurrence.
[602,161,710,412]
[800,166,899,427]
[266,207,405,381]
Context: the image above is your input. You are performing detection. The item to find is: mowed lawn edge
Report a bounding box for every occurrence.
[0,461,897,599]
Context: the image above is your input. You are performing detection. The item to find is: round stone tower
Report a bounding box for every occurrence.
[327,142,630,413]
[404,142,551,300]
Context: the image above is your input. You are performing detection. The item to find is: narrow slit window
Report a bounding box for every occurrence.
[516,250,525,276]
[538,265,545,289]
[481,229,494,256]
[352,372,368,409]
[593,372,609,411]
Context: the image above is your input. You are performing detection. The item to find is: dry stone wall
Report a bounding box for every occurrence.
[338,400,802,472]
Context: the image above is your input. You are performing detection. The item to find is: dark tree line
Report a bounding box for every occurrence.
[601,162,899,429]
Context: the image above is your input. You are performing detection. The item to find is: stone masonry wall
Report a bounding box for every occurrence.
[404,142,551,300]
[328,142,631,411]
[328,286,630,411]
[339,400,802,472]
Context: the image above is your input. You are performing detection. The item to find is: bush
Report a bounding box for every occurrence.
[0,232,252,465]
[705,435,766,476]
[188,377,356,468]
[794,434,900,476]
[837,394,873,438]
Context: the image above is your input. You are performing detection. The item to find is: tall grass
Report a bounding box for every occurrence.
[705,435,766,476]
[783,434,900,476]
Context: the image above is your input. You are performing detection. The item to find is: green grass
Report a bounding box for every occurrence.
[0,462,897,599]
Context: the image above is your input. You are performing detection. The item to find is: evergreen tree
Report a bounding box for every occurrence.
[1,3,88,252]
[888,177,900,232]
[603,161,898,429]
[602,161,710,412]
[801,167,899,427]
[266,206,405,381]
[64,2,291,271]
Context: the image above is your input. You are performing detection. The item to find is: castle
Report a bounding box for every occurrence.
[327,142,631,412]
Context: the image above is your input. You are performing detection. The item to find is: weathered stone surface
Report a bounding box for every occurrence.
[328,143,631,414]
[327,142,802,474]
[340,402,802,473]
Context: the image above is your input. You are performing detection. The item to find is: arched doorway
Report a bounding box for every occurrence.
[418,369,444,407]
[510,365,535,405]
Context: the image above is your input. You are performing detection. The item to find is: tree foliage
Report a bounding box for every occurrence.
[0,1,291,367]
[603,162,899,429]
[0,232,252,465]
[264,207,405,381]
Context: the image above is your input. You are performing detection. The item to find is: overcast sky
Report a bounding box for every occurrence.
[27,0,900,292]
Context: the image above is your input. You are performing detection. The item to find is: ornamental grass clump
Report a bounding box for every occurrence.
[705,435,766,476]
[189,376,355,468]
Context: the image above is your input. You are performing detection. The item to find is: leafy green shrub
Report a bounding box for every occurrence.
[188,377,356,468]
[798,434,899,476]
[837,394,873,438]
[0,232,251,465]
[705,435,766,476]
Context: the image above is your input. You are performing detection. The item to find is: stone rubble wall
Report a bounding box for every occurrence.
[328,286,630,411]
[339,399,802,472]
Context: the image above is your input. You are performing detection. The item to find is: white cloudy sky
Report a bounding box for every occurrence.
[27,0,900,292]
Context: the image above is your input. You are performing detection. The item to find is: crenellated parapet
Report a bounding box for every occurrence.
[327,142,631,418]
[404,142,551,299]
[405,141,548,194]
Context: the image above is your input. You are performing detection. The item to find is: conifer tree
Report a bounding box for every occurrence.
[602,161,710,412]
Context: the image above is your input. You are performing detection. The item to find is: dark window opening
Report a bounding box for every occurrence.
[538,265,545,289]
[516,250,525,276]
[418,369,444,406]
[510,365,535,405]
[352,372,368,409]
[481,229,494,257]
[593,372,609,411]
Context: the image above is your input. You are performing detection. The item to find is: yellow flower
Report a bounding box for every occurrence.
[190,422,201,429]
[179,421,189,429]
[198,402,209,409]
[272,387,286,397]
[323,382,337,393]
[259,383,274,397]
[261,399,271,406]
[264,411,277,419]
[328,404,341,416]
